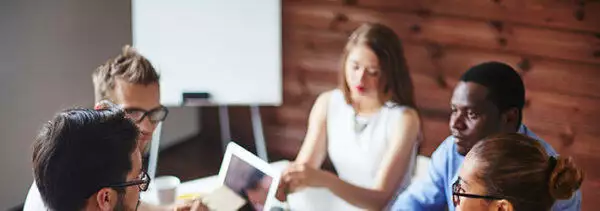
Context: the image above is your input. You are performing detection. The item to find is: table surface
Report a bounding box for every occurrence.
[141,156,430,210]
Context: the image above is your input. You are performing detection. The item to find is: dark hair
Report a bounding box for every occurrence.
[460,61,525,128]
[32,105,139,211]
[92,45,160,102]
[340,23,416,109]
[469,133,583,211]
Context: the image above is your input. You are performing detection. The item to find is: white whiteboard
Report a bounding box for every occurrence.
[132,0,282,106]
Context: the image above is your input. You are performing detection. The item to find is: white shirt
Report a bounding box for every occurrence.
[325,89,417,210]
[24,181,46,211]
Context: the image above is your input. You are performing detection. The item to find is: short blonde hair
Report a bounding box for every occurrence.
[92,45,159,102]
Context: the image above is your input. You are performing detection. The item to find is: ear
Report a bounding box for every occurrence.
[492,199,514,211]
[95,188,117,211]
[500,107,519,131]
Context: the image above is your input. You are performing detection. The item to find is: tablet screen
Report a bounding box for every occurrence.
[224,154,274,211]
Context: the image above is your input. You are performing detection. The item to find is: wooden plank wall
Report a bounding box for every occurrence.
[215,0,600,209]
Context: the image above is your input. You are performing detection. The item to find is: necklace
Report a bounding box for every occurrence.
[352,101,386,134]
[354,114,369,134]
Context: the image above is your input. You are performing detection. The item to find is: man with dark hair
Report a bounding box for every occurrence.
[390,62,581,210]
[32,105,147,210]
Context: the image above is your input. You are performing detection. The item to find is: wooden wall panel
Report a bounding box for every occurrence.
[285,1,600,64]
[358,0,600,32]
[419,116,450,156]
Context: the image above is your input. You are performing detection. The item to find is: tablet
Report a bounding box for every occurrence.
[217,142,280,211]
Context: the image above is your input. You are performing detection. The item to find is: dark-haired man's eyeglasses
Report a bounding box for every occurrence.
[452,177,504,207]
[124,106,169,124]
[107,171,151,192]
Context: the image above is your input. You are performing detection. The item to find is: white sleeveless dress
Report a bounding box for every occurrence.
[326,89,417,210]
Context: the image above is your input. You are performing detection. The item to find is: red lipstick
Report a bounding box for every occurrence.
[355,85,365,93]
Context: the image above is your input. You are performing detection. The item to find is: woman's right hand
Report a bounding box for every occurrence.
[275,178,288,202]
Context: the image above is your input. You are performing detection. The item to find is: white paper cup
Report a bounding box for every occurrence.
[153,176,180,205]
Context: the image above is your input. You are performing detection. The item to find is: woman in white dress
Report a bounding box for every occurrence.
[279,23,421,210]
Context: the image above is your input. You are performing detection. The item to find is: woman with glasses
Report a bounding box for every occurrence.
[453,133,583,211]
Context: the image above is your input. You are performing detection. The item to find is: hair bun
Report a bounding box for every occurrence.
[548,156,584,200]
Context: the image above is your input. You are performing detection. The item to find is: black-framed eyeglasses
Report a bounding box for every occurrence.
[124,106,169,124]
[452,177,504,207]
[107,171,151,192]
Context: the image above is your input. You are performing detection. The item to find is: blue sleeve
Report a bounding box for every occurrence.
[389,138,451,211]
[551,190,581,211]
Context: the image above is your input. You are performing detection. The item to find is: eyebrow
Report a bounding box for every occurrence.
[451,104,482,111]
[349,60,380,69]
